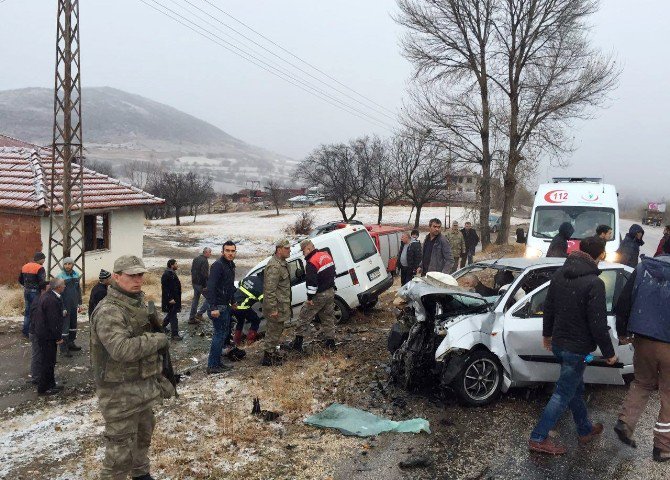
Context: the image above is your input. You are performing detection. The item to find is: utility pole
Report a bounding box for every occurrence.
[48,0,85,284]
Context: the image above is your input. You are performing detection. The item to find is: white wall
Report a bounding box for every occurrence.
[41,208,146,282]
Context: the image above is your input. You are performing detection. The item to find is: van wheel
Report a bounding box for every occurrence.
[359,299,378,313]
[334,297,350,324]
[452,350,502,407]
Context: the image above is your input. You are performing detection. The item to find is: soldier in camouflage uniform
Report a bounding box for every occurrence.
[445,221,466,274]
[90,255,175,480]
[261,239,292,366]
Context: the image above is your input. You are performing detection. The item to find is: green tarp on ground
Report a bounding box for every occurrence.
[304,403,431,437]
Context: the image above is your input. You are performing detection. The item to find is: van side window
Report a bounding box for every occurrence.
[289,259,305,286]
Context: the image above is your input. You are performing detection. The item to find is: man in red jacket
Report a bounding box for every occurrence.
[290,239,337,353]
[656,225,670,257]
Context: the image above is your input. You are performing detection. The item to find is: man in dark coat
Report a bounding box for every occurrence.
[88,269,112,317]
[614,237,670,462]
[417,218,453,275]
[617,224,645,268]
[461,222,480,267]
[529,236,617,455]
[19,251,46,338]
[33,278,67,395]
[161,259,182,341]
[546,222,575,258]
[29,281,48,385]
[655,225,670,257]
[56,257,83,357]
[398,231,422,285]
[189,247,212,324]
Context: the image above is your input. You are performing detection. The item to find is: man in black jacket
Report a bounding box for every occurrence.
[617,224,645,268]
[161,259,182,341]
[546,222,575,258]
[398,231,421,285]
[33,278,67,395]
[529,236,617,455]
[19,252,47,338]
[461,222,480,267]
[88,269,111,317]
[206,241,237,374]
[189,247,212,324]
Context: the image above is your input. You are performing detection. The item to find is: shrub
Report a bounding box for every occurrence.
[284,211,315,235]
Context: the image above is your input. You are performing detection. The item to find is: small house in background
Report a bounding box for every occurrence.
[0,134,164,284]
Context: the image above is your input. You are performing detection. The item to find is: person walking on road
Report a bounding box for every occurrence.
[261,239,292,366]
[617,224,645,268]
[89,269,112,318]
[56,257,83,357]
[189,247,211,324]
[398,231,421,286]
[33,278,67,396]
[461,222,480,267]
[205,241,238,374]
[417,218,453,276]
[19,252,46,338]
[231,273,263,346]
[614,237,670,462]
[290,239,337,353]
[655,225,670,257]
[161,259,183,341]
[528,236,617,455]
[90,255,174,480]
[445,221,465,273]
[546,222,575,258]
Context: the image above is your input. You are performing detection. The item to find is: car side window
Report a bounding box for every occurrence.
[512,286,548,318]
[289,259,305,286]
[600,269,628,313]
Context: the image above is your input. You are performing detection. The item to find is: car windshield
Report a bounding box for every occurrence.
[345,230,378,263]
[532,206,615,240]
[453,265,520,305]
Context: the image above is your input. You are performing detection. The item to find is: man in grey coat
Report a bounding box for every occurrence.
[417,218,453,275]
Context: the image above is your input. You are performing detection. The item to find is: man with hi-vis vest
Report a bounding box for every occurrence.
[290,239,337,353]
[90,255,175,480]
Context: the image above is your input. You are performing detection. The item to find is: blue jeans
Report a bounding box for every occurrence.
[189,285,209,319]
[23,289,39,337]
[207,305,231,368]
[530,347,593,442]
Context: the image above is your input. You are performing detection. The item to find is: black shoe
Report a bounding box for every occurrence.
[654,447,670,462]
[38,388,61,396]
[226,347,246,361]
[324,339,336,351]
[206,365,232,375]
[261,351,283,367]
[171,334,184,341]
[68,343,82,351]
[60,345,72,358]
[289,335,304,353]
[132,475,155,480]
[614,420,637,448]
[50,384,64,392]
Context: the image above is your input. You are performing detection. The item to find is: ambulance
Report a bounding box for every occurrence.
[525,178,620,262]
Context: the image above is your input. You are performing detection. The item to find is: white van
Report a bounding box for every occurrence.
[526,178,620,262]
[244,225,393,323]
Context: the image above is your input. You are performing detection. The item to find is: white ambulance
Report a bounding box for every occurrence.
[525,178,620,262]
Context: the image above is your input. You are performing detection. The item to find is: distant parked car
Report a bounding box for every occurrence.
[489,215,501,232]
[288,194,325,207]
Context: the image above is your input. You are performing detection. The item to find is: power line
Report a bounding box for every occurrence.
[155,0,396,129]
[198,0,398,118]
[139,0,396,131]
[178,0,397,122]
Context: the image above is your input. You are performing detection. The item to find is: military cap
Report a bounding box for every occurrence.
[113,255,148,274]
[275,238,291,248]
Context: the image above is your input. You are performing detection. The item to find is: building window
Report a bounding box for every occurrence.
[466,177,473,184]
[458,177,464,184]
[84,213,110,251]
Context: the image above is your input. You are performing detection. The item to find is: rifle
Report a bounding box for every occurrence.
[147,301,180,396]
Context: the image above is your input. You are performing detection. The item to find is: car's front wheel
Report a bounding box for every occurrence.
[452,349,502,407]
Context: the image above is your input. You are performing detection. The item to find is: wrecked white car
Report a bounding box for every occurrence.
[389,258,635,407]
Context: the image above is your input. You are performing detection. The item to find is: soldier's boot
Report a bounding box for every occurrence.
[289,335,304,353]
[59,342,72,358]
[68,342,82,351]
[246,329,258,345]
[324,339,336,351]
[233,330,243,346]
[261,351,283,367]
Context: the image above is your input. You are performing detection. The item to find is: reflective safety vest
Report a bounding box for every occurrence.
[233,275,264,310]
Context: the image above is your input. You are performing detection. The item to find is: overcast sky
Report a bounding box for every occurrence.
[1,0,668,202]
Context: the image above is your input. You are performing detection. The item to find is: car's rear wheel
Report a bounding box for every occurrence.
[452,350,502,407]
[333,297,350,324]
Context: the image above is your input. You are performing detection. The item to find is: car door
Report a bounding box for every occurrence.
[503,267,632,384]
[288,258,307,321]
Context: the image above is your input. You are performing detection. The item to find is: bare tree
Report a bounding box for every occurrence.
[188,175,216,222]
[397,0,497,247]
[491,0,619,244]
[298,143,367,221]
[264,179,290,215]
[86,159,115,177]
[351,136,400,224]
[394,130,447,229]
[148,172,198,226]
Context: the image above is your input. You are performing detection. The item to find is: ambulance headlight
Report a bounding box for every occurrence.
[605,252,619,263]
[524,247,543,258]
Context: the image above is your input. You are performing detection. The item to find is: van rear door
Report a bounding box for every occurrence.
[344,229,389,293]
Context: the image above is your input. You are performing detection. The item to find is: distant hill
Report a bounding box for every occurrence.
[0,87,297,191]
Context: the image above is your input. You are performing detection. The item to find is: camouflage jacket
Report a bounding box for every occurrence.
[445,230,465,256]
[90,284,170,420]
[262,254,291,313]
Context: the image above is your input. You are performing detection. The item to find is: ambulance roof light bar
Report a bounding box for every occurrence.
[551,177,603,184]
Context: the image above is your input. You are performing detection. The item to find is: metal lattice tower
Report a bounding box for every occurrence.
[47,0,85,281]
